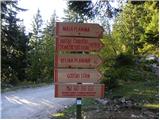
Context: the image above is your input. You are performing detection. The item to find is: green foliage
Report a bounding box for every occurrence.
[51,98,98,119]
[101,68,119,89]
[102,53,158,90]
[26,9,44,82]
[112,3,142,55]
[66,1,94,22]
[63,1,94,22]
[103,53,158,104]
[106,78,158,104]
[100,33,118,58]
[26,10,55,83]
[32,9,43,38]
[112,1,158,56]
[2,5,55,88]
[64,1,122,23]
[1,1,29,87]
[40,15,55,81]
[114,53,135,66]
[1,0,158,89]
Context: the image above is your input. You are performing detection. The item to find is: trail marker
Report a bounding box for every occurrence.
[56,22,104,38]
[54,68,102,83]
[55,84,105,98]
[54,54,103,68]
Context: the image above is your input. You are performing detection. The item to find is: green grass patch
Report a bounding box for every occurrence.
[50,98,99,119]
[106,80,158,103]
[52,113,64,117]
[105,65,159,105]
[143,104,159,109]
[50,96,159,119]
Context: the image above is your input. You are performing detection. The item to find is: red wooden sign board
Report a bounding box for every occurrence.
[56,22,104,38]
[55,84,105,98]
[55,37,104,52]
[54,54,103,68]
[54,68,102,83]
[54,22,105,99]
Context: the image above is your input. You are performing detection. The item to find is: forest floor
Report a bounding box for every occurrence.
[50,75,159,119]
[50,97,158,119]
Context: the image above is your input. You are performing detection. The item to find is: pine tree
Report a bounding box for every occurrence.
[1,1,29,87]
[112,1,158,56]
[40,11,56,81]
[27,9,44,82]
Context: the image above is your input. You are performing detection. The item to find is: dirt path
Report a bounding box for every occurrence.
[1,85,75,119]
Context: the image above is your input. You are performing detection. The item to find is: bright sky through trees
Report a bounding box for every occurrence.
[17,0,119,32]
[17,0,67,32]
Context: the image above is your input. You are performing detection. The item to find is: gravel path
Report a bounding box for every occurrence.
[1,85,75,119]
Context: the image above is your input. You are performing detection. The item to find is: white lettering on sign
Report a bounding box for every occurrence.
[56,22,104,38]
[54,69,102,83]
[55,84,105,98]
[54,54,103,68]
[54,22,105,98]
[56,37,104,52]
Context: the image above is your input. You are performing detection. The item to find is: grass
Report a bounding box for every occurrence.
[50,98,100,119]
[143,104,159,109]
[105,65,159,105]
[106,80,158,104]
[51,97,159,119]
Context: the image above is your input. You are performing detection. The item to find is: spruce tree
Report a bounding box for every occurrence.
[27,9,44,82]
[1,1,29,87]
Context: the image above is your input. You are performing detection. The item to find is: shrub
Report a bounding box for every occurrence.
[114,53,135,67]
[102,68,119,90]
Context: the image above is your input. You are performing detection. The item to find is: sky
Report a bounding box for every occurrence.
[17,0,118,33]
[17,0,67,32]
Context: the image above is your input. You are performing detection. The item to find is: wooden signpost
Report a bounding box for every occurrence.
[54,54,103,68]
[56,22,104,38]
[55,84,105,98]
[54,22,105,118]
[56,37,104,52]
[54,68,102,83]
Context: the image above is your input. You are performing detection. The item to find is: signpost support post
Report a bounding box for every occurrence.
[76,98,82,119]
[55,22,105,119]
[76,82,82,119]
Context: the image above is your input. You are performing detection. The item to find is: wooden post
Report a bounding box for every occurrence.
[76,97,82,119]
[76,82,82,119]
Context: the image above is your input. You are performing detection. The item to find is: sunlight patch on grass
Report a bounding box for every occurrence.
[143,104,159,109]
[51,113,64,117]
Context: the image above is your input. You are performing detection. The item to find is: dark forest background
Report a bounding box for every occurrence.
[1,0,158,92]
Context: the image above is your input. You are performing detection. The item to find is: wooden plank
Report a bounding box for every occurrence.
[55,37,104,52]
[54,69,102,83]
[56,22,104,38]
[54,54,103,68]
[55,84,105,98]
